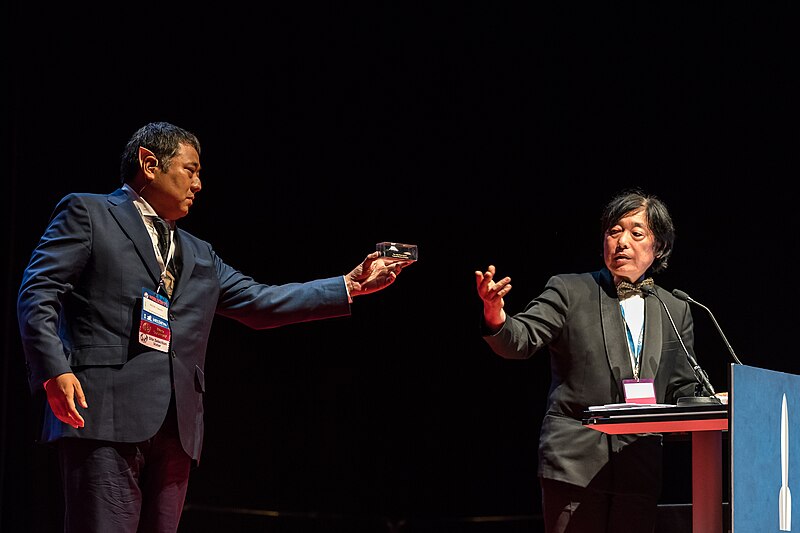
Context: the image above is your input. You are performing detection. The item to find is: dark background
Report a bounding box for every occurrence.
[2,2,797,532]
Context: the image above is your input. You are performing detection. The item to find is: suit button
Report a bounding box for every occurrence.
[169,313,176,321]
[171,350,177,359]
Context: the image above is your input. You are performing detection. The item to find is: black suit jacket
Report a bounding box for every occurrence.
[484,268,700,494]
[18,188,352,461]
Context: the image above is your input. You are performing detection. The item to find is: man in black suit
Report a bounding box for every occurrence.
[17,121,411,533]
[475,189,707,533]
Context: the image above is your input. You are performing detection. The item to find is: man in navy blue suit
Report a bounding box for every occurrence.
[17,121,411,533]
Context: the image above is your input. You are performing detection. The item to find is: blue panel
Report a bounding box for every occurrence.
[732,364,800,532]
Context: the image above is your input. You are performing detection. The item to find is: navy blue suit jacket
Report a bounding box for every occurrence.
[18,188,351,461]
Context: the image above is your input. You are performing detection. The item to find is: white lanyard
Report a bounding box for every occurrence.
[155,234,175,278]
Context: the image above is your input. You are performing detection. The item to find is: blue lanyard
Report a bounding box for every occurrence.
[620,305,644,379]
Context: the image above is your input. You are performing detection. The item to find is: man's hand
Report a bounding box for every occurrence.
[44,373,88,429]
[475,264,511,332]
[346,251,412,297]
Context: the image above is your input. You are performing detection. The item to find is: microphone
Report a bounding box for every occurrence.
[640,285,721,405]
[672,289,743,365]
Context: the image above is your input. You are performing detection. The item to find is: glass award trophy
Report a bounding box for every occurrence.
[376,242,418,263]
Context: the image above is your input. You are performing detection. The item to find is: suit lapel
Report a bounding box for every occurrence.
[598,269,667,397]
[170,230,195,302]
[640,289,664,379]
[599,269,634,389]
[107,189,163,284]
[107,189,198,304]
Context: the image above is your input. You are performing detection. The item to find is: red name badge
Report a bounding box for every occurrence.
[622,378,657,404]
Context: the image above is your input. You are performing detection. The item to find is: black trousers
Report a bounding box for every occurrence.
[541,477,659,533]
[56,399,192,533]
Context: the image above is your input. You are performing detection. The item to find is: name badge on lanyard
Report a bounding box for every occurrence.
[623,378,656,404]
[139,287,171,353]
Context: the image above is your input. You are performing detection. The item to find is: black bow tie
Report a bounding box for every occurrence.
[617,278,654,299]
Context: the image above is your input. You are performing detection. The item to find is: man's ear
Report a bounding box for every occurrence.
[138,146,160,178]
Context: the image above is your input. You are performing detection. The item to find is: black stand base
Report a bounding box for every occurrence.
[677,395,723,406]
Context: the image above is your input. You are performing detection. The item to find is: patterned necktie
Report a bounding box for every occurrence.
[616,277,654,299]
[152,217,177,297]
[153,217,171,262]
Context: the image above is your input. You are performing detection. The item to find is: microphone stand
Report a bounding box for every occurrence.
[641,286,721,406]
[672,289,743,365]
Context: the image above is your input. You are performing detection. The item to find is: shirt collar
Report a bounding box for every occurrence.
[123,183,174,227]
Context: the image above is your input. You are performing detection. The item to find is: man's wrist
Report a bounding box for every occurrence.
[343,275,354,303]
